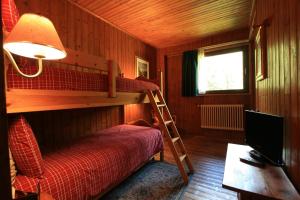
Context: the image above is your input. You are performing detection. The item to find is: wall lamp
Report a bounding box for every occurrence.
[3,13,66,78]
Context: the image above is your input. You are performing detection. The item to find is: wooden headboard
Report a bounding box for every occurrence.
[58,48,108,73]
[57,48,119,97]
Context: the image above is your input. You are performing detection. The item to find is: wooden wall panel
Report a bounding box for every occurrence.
[15,106,123,153]
[124,104,153,124]
[11,0,157,151]
[253,0,300,191]
[157,28,254,141]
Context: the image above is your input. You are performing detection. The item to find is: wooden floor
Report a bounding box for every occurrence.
[163,134,238,200]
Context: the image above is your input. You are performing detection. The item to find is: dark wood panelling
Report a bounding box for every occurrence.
[124,104,153,124]
[157,29,254,141]
[68,0,252,48]
[253,0,300,191]
[20,106,123,153]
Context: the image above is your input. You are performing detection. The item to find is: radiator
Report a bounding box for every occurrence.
[200,104,244,131]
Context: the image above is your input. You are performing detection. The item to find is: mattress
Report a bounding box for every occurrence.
[13,124,163,200]
[7,66,159,92]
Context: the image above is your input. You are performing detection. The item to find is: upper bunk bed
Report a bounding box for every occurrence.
[5,48,160,113]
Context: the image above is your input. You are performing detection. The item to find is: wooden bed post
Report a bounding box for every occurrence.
[160,151,164,162]
[108,60,118,98]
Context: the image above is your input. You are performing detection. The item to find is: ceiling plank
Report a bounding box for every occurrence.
[68,0,252,48]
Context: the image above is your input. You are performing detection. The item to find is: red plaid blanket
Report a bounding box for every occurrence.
[14,125,163,200]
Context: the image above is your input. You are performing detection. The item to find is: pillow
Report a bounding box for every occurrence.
[127,119,152,127]
[2,0,20,32]
[135,75,148,81]
[136,75,158,85]
[8,115,44,178]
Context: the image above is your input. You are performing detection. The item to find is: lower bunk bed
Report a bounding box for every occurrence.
[9,115,163,200]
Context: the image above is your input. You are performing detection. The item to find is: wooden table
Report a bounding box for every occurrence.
[222,143,300,200]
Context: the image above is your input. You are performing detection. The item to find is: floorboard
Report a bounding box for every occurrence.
[163,134,238,200]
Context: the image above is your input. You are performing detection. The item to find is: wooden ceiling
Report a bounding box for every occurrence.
[68,0,252,48]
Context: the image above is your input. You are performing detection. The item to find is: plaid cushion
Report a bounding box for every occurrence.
[13,125,163,200]
[136,75,158,85]
[8,115,44,178]
[13,176,39,193]
[117,77,160,92]
[2,0,19,32]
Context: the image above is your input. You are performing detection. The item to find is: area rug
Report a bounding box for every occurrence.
[101,161,187,200]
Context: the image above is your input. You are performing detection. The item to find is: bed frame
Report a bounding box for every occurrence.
[5,48,158,113]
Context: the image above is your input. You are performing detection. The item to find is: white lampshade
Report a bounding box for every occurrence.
[3,13,66,60]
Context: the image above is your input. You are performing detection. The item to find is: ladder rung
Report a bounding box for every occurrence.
[164,120,173,126]
[172,137,180,143]
[147,89,194,184]
[180,154,186,162]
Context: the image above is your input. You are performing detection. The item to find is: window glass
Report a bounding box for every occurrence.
[198,46,248,94]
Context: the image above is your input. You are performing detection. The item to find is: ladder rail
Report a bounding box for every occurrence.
[147,90,189,183]
[147,89,194,184]
[156,90,194,173]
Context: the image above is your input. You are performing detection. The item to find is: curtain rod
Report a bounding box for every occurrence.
[167,39,249,57]
[201,39,249,51]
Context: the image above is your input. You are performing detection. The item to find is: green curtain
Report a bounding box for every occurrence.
[182,50,198,96]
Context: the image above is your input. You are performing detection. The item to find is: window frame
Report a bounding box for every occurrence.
[199,45,249,95]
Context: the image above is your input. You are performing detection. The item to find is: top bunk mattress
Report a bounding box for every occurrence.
[7,66,159,92]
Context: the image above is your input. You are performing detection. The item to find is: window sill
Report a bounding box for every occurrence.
[197,92,251,97]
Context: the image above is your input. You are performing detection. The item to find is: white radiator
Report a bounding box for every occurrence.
[200,104,244,131]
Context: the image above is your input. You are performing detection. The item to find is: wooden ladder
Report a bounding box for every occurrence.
[147,89,194,184]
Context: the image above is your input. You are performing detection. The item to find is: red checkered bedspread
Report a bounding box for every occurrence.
[7,66,159,92]
[13,125,163,200]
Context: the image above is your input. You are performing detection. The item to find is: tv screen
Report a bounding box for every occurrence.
[245,110,283,165]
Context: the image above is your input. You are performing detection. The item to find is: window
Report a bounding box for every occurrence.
[198,46,249,94]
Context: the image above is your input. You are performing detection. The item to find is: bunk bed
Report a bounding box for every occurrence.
[3,1,164,199]
[5,52,164,199]
[6,51,165,199]
[4,45,163,199]
[5,48,163,200]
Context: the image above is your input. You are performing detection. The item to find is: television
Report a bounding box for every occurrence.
[245,110,284,166]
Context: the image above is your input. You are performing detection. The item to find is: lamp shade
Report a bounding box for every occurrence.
[3,13,66,60]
